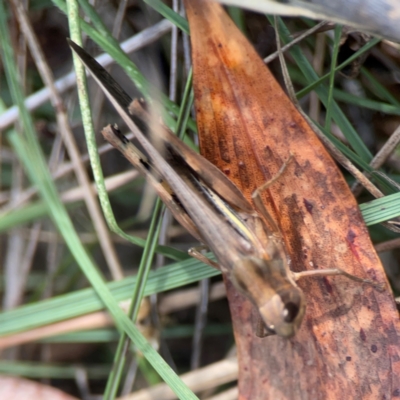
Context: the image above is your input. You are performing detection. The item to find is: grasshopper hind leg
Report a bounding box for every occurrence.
[251,154,294,233]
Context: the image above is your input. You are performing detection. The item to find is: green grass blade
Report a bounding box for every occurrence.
[296,38,381,100]
[0,257,219,336]
[360,192,400,226]
[65,1,198,397]
[272,16,374,162]
[0,0,197,397]
[104,68,194,399]
[144,0,189,33]
[0,361,110,379]
[332,89,400,115]
[325,24,342,132]
[360,68,400,106]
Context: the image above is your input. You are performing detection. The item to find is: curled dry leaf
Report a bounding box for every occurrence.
[185,0,400,398]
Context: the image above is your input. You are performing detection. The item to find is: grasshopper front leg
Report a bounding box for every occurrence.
[292,268,384,291]
[188,246,220,270]
[189,247,283,338]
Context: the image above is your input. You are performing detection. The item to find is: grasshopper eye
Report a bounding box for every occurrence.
[283,302,300,323]
[258,288,305,338]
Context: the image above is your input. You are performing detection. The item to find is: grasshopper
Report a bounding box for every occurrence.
[68,39,379,338]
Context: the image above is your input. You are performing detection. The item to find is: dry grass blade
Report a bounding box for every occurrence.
[0,20,172,130]
[118,357,238,400]
[11,0,123,279]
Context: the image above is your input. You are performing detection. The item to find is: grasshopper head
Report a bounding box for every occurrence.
[258,287,305,338]
[231,257,306,338]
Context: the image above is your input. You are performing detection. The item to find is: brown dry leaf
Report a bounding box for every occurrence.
[0,376,79,400]
[184,0,400,398]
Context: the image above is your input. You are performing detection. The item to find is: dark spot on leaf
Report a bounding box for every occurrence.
[303,198,313,214]
[371,344,378,353]
[289,122,296,128]
[346,229,360,261]
[223,168,230,175]
[360,328,366,341]
[393,388,400,397]
[264,145,273,158]
[218,137,231,162]
[330,304,351,318]
[346,356,351,361]
[367,268,377,281]
[347,229,357,243]
[218,43,222,48]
